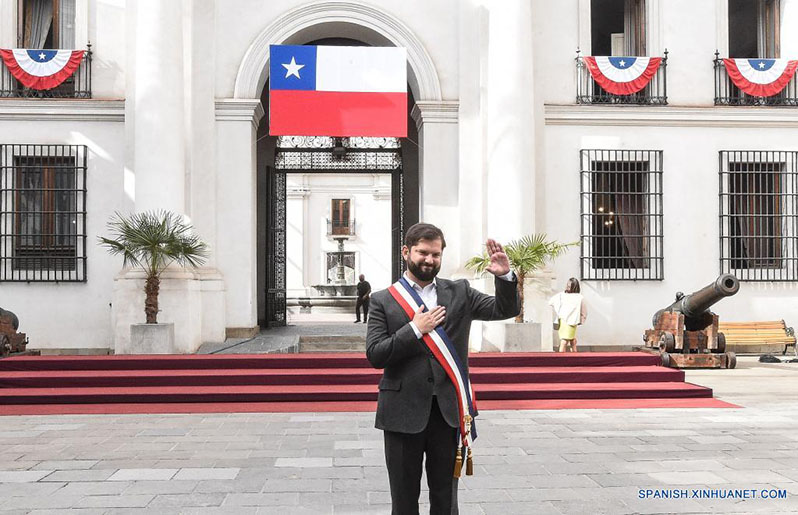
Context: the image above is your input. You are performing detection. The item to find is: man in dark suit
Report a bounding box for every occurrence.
[366,223,520,514]
[355,274,371,323]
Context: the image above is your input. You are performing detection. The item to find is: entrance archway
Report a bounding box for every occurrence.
[255,37,421,327]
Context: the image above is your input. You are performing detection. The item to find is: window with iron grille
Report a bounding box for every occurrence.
[719,151,798,281]
[580,149,663,280]
[0,144,87,281]
[330,198,351,235]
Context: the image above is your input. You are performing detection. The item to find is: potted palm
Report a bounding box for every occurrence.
[467,234,577,351]
[99,211,208,352]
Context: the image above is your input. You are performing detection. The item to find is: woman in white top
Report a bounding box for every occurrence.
[549,277,587,352]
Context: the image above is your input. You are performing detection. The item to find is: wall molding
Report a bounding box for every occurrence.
[545,104,798,128]
[214,99,265,128]
[0,99,125,122]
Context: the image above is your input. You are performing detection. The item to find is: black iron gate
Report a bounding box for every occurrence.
[265,136,404,327]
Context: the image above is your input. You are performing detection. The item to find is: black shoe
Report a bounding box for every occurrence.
[354,320,361,323]
[363,320,367,323]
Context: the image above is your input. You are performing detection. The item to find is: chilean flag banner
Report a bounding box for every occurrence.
[0,49,85,90]
[723,58,798,97]
[584,56,662,95]
[269,45,407,137]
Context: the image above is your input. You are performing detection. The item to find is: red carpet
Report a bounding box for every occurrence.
[0,352,736,415]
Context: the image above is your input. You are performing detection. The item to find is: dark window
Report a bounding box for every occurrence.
[0,144,86,281]
[17,0,76,49]
[591,0,646,56]
[330,198,351,235]
[720,151,797,281]
[580,150,663,280]
[729,0,780,58]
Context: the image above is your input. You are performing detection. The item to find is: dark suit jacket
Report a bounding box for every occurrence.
[366,275,520,433]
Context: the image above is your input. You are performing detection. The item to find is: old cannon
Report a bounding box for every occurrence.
[0,307,29,357]
[643,274,739,368]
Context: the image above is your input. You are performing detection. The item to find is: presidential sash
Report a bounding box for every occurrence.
[388,277,477,477]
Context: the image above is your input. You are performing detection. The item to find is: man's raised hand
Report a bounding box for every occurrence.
[485,238,511,276]
[413,305,446,334]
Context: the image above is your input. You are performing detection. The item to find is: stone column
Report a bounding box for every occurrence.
[485,0,536,243]
[215,99,264,337]
[132,0,185,213]
[481,1,544,351]
[410,101,461,277]
[781,0,798,57]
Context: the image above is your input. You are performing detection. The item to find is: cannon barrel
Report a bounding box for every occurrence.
[666,274,740,319]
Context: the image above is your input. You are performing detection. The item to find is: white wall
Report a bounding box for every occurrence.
[286,173,392,296]
[0,109,125,349]
[543,113,798,347]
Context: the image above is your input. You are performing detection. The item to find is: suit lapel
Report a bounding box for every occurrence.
[435,278,452,311]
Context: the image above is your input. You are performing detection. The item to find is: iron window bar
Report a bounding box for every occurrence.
[576,50,668,105]
[719,150,798,281]
[580,149,664,281]
[0,45,92,99]
[0,144,87,282]
[714,52,798,106]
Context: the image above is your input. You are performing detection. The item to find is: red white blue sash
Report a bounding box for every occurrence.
[388,277,477,448]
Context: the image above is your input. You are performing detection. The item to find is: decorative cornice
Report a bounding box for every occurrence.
[545,104,798,128]
[214,99,265,128]
[234,0,442,101]
[411,100,459,129]
[0,99,125,122]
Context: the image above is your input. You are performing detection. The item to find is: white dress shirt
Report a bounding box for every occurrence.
[406,270,515,338]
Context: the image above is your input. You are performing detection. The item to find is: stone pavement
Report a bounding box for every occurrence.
[0,356,797,514]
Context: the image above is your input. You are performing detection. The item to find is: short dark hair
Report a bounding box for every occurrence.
[565,277,580,294]
[404,223,446,249]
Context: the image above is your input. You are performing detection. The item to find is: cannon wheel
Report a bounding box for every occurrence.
[0,334,9,358]
[659,332,676,353]
[716,332,726,354]
[725,351,737,369]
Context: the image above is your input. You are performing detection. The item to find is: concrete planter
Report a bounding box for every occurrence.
[482,321,546,352]
[126,323,176,354]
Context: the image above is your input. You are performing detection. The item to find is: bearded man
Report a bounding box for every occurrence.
[366,222,520,514]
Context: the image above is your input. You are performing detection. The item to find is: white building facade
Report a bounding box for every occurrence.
[1,0,797,352]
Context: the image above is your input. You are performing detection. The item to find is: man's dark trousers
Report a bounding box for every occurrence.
[383,397,458,515]
[356,296,370,322]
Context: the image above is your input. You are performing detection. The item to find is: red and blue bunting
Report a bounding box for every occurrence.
[723,58,798,97]
[0,49,85,90]
[583,56,662,95]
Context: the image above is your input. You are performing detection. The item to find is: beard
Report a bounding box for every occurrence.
[406,256,440,282]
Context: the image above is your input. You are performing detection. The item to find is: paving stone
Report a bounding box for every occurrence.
[107,468,179,481]
[148,493,226,508]
[274,457,333,468]
[123,479,198,494]
[647,470,729,485]
[223,492,300,506]
[173,467,240,480]
[0,470,53,482]
[40,469,116,482]
[75,494,155,508]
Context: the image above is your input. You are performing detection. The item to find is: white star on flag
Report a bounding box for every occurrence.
[38,53,46,60]
[282,57,304,79]
[619,60,626,67]
[759,61,766,69]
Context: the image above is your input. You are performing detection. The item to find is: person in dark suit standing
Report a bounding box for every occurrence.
[355,274,371,323]
[366,223,520,514]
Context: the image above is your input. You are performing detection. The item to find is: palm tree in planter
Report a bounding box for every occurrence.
[99,210,208,324]
[466,234,578,323]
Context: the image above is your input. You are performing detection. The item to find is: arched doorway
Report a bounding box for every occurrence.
[255,38,420,328]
